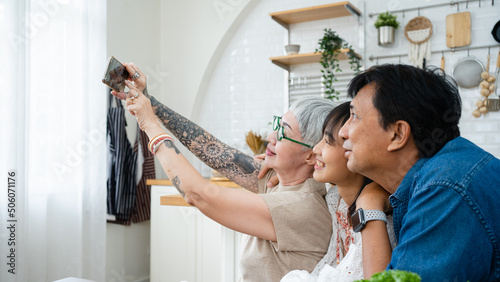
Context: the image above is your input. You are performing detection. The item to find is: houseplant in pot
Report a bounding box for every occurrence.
[316,28,361,100]
[374,12,399,46]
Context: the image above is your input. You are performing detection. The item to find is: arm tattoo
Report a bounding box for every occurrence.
[163,140,180,154]
[172,176,184,197]
[149,96,261,193]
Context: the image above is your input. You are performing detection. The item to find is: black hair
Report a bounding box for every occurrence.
[347,64,461,158]
[321,101,372,220]
[322,102,352,146]
[348,178,372,221]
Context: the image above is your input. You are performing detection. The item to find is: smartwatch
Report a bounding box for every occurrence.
[351,208,387,233]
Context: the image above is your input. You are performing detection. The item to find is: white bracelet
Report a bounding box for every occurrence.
[152,138,174,154]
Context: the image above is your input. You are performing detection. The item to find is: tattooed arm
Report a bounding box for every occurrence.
[125,83,276,240]
[149,95,262,193]
[111,63,262,192]
[154,133,274,240]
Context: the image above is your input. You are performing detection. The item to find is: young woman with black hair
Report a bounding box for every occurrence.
[281,102,396,281]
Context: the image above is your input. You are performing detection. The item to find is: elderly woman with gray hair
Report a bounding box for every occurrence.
[112,63,335,281]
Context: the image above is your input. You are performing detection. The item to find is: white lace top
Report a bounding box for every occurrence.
[281,186,397,282]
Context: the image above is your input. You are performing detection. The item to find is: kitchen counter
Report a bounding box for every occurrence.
[147,178,242,207]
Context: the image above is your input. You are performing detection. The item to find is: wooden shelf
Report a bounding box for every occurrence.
[160,194,192,207]
[147,178,241,188]
[269,2,362,70]
[270,50,361,71]
[270,2,361,29]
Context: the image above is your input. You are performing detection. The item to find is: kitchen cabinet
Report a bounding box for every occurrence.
[149,180,244,282]
[269,2,362,71]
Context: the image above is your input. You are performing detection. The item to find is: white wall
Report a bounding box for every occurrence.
[159,0,261,176]
[106,0,161,281]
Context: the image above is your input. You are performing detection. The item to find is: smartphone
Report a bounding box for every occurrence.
[102,56,130,92]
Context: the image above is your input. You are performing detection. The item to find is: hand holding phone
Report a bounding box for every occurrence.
[102,56,130,92]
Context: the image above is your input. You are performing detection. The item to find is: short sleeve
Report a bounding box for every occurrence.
[257,169,277,194]
[261,189,331,252]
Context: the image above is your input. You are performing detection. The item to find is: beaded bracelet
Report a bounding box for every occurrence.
[152,137,174,155]
[148,133,172,149]
[150,136,174,155]
[148,134,173,154]
[147,133,167,152]
[148,133,174,155]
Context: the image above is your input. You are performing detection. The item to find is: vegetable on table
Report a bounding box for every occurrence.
[355,270,421,282]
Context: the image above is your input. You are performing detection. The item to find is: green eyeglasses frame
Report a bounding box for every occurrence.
[272,116,313,148]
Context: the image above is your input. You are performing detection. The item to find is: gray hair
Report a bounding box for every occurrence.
[289,97,337,149]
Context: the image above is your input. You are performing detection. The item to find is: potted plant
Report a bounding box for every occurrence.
[315,28,361,100]
[374,12,399,46]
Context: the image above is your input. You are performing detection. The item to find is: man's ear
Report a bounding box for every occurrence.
[387,120,411,152]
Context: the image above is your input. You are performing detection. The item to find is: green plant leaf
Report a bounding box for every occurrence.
[374,12,399,29]
[317,28,361,100]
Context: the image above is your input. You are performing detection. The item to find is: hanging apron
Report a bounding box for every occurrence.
[107,95,137,222]
[131,129,155,223]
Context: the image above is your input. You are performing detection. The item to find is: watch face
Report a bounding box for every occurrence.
[351,209,365,233]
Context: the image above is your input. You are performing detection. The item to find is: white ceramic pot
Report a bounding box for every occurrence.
[378,26,395,46]
[285,44,300,55]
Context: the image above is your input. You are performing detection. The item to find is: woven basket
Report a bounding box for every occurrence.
[404,16,433,44]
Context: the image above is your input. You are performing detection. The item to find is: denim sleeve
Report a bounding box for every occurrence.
[387,184,492,282]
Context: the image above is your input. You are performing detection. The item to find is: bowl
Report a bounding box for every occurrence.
[285,44,300,55]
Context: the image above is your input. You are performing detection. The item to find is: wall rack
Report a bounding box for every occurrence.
[369,0,493,18]
[369,44,500,61]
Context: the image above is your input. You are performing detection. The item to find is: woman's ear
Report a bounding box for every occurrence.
[305,151,316,165]
[387,120,411,152]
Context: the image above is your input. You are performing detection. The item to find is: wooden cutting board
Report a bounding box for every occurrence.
[446,11,471,48]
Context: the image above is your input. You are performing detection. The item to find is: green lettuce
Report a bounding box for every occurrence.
[356,270,421,282]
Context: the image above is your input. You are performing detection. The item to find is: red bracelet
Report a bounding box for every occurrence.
[151,136,174,155]
[148,133,174,154]
[148,133,166,151]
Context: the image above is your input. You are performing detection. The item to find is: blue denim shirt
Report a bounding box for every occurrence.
[388,137,500,281]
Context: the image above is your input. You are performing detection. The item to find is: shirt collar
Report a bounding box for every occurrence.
[389,157,428,205]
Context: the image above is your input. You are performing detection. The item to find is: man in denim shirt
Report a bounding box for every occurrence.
[339,64,500,281]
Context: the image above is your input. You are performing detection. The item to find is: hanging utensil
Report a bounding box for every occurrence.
[446,11,471,48]
[487,51,500,111]
[487,52,491,73]
[441,53,445,70]
[452,53,485,89]
[492,20,500,43]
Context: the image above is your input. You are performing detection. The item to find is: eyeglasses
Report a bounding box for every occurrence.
[272,116,313,148]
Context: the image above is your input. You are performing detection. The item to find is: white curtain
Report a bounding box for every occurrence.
[0,0,107,281]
